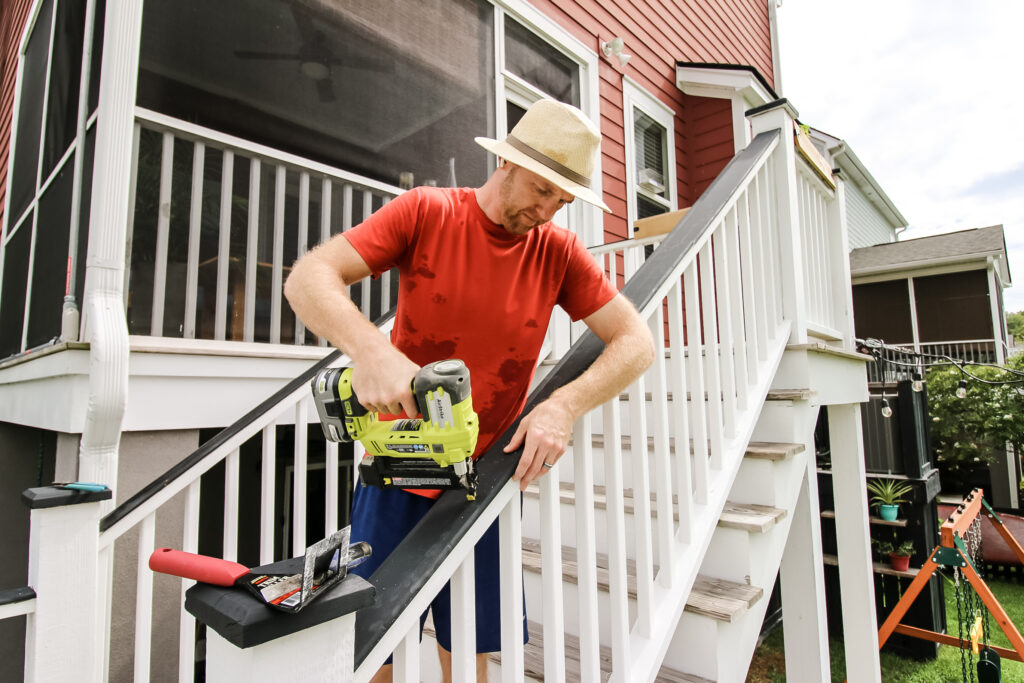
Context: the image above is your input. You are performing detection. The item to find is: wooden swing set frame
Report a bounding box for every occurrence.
[877,488,1024,662]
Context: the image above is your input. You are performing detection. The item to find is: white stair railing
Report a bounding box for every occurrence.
[18,103,857,683]
[352,126,797,682]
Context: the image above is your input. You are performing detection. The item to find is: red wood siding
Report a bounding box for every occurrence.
[526,0,774,243]
[0,0,33,235]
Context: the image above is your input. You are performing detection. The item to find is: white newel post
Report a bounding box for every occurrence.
[185,570,375,683]
[828,404,882,682]
[22,487,111,683]
[748,100,808,345]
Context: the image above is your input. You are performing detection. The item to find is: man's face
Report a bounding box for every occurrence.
[497,165,576,236]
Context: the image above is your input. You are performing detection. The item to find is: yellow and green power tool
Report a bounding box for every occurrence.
[311,359,480,500]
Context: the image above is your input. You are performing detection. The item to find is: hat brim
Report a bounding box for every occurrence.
[475,137,611,213]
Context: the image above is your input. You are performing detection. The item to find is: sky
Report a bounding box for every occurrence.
[775,1,1024,312]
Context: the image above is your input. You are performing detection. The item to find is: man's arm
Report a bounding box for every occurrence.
[505,293,655,489]
[283,235,420,417]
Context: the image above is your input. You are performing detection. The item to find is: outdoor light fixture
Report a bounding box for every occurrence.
[911,371,924,392]
[880,398,893,418]
[956,379,968,399]
[601,37,631,67]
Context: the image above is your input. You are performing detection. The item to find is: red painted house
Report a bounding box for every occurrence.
[0,2,884,681]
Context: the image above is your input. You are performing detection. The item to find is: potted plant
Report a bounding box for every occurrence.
[871,538,893,561]
[889,539,915,572]
[867,478,914,521]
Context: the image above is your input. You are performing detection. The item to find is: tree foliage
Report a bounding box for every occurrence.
[925,355,1024,491]
[1007,310,1024,341]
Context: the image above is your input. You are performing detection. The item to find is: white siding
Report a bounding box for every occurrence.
[845,181,896,250]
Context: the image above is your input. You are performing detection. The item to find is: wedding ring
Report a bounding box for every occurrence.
[542,462,554,469]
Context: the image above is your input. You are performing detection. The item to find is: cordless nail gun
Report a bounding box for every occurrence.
[311,360,480,500]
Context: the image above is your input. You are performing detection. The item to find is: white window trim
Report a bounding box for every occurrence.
[622,76,677,232]
[492,1,603,247]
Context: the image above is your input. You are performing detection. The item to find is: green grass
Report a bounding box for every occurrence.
[748,575,1024,682]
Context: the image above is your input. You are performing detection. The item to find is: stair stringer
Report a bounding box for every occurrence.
[615,324,794,683]
[669,388,822,681]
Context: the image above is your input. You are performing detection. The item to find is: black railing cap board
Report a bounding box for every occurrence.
[186,564,374,649]
[23,485,112,509]
[99,313,394,533]
[745,98,799,120]
[0,587,36,606]
[353,127,782,666]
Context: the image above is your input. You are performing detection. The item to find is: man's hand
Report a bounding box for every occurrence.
[505,397,575,490]
[350,348,421,417]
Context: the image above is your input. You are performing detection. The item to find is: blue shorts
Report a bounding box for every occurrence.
[349,483,528,655]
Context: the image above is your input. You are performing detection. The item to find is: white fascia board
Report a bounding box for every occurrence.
[828,142,908,229]
[675,65,773,108]
[850,253,1002,284]
[0,338,337,433]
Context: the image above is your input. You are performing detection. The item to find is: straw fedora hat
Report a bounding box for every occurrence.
[475,99,610,213]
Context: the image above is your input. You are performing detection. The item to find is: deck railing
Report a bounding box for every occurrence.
[865,338,1002,383]
[126,109,402,345]
[795,157,845,340]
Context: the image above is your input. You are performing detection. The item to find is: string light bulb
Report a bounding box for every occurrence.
[912,371,924,393]
[956,379,968,399]
[880,398,893,418]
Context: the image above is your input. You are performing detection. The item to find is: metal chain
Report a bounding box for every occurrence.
[956,566,970,683]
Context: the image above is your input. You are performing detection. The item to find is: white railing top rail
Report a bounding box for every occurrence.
[134,107,405,198]
[351,127,784,668]
[98,316,394,544]
[587,232,666,257]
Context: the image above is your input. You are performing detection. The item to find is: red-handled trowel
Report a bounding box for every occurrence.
[150,526,370,613]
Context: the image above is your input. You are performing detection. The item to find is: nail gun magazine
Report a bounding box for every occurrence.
[311,359,480,499]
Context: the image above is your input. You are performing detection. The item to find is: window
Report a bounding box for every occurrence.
[622,78,676,231]
[0,0,102,358]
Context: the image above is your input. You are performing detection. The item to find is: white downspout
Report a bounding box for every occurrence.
[77,0,145,495]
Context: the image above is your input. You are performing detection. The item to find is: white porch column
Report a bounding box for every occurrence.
[748,100,808,345]
[77,0,145,491]
[779,452,830,682]
[828,403,881,682]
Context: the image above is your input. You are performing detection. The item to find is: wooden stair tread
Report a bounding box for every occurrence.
[476,620,715,683]
[718,501,787,532]
[766,388,815,401]
[520,539,762,623]
[579,434,803,461]
[786,341,872,362]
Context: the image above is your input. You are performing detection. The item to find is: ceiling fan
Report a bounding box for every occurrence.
[234,3,392,103]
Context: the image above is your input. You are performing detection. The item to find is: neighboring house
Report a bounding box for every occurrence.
[807,127,908,250]
[850,226,1016,509]
[0,2,885,682]
[850,226,1011,366]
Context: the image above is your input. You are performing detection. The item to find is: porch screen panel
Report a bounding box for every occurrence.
[41,0,87,180]
[0,223,31,357]
[26,161,74,348]
[913,270,992,343]
[851,280,913,345]
[138,0,495,190]
[8,0,54,225]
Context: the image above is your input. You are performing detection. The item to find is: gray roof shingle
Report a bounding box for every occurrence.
[849,225,1006,275]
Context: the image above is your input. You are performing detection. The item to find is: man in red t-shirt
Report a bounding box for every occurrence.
[286,99,653,682]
